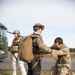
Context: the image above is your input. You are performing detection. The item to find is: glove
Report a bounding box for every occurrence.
[51,51,58,60]
[8,51,13,60]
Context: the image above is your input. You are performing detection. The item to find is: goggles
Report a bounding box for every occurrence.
[40,26,44,30]
[34,26,44,30]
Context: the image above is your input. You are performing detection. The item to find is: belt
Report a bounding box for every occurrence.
[57,64,67,66]
[57,64,69,69]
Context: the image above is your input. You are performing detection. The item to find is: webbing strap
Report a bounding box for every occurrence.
[32,60,39,69]
[13,54,18,61]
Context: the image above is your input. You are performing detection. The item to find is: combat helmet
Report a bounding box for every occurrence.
[13,30,20,34]
[33,23,44,31]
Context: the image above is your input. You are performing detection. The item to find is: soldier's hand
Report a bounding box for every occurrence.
[8,51,13,60]
[51,51,58,60]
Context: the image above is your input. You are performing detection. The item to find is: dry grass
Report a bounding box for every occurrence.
[4,52,75,75]
[0,70,20,75]
[0,70,50,75]
[0,70,75,75]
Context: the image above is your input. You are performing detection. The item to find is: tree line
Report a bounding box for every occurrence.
[8,47,75,52]
[69,48,75,52]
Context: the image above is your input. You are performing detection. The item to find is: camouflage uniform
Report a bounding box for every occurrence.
[11,30,27,75]
[28,33,52,75]
[50,44,71,75]
[27,23,58,75]
[11,37,21,53]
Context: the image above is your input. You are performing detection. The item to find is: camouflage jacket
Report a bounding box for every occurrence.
[10,37,21,53]
[32,33,52,55]
[52,44,71,69]
[12,37,21,46]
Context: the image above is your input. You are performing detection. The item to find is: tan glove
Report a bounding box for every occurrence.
[51,51,58,60]
[8,51,13,60]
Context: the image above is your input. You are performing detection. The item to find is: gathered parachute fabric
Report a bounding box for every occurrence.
[18,34,41,63]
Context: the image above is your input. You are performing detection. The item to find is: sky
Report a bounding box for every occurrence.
[0,0,75,48]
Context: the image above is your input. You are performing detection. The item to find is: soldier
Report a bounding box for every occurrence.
[27,23,58,75]
[50,37,71,75]
[10,30,27,75]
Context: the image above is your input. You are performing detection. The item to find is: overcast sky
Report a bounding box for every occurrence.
[0,0,75,48]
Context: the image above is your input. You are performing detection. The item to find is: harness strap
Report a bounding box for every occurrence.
[28,57,40,70]
[32,60,39,69]
[13,54,18,61]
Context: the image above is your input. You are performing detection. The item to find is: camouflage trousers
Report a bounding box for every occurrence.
[50,66,69,75]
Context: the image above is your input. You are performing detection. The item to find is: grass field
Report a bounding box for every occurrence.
[0,70,50,75]
[0,52,74,75]
[0,70,75,75]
